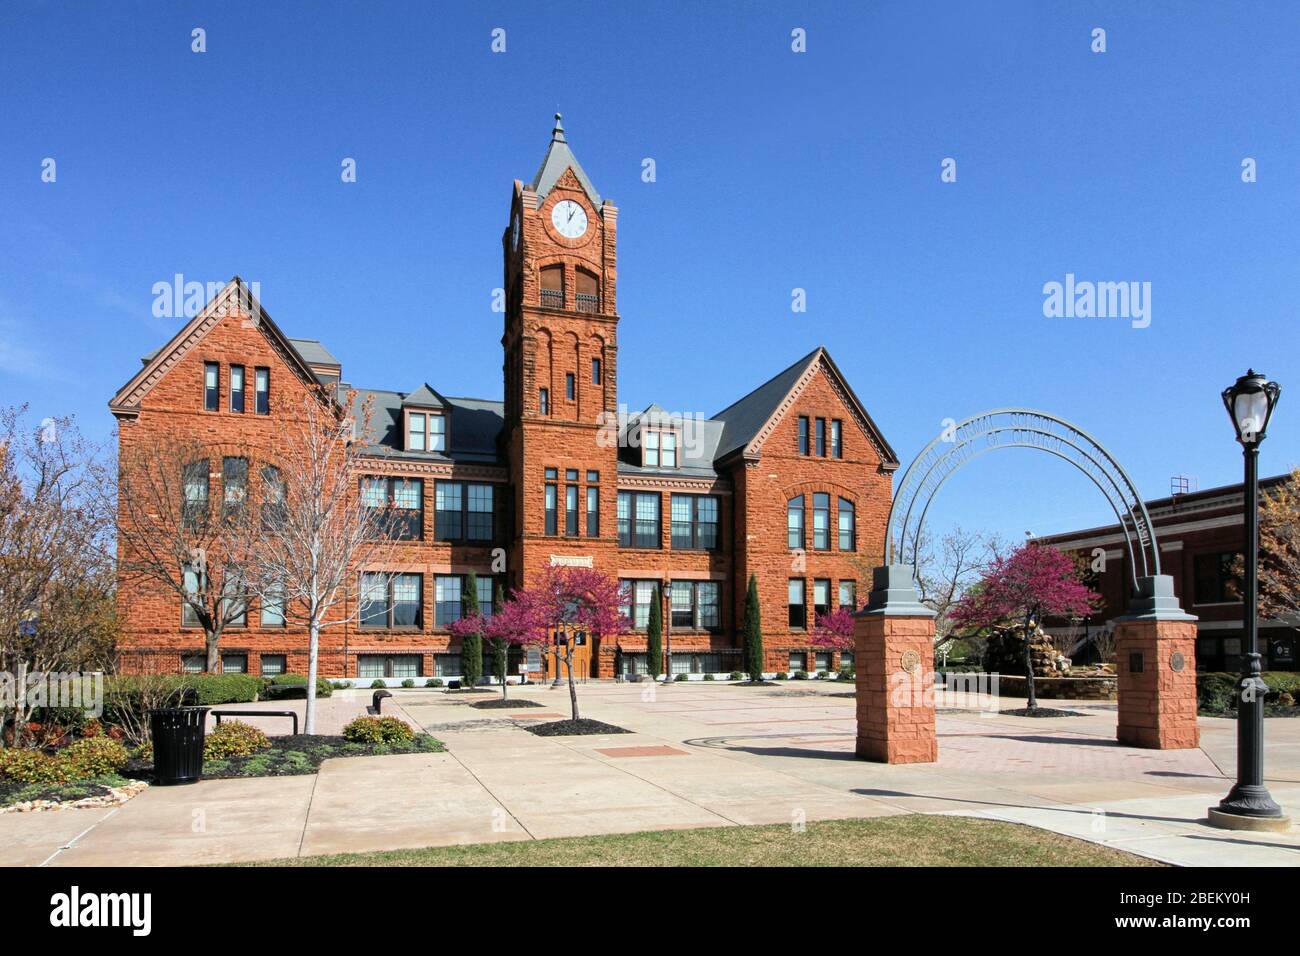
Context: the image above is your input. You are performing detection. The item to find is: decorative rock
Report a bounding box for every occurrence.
[0,780,149,815]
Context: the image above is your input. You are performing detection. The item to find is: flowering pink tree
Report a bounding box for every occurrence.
[811,607,855,655]
[484,566,630,720]
[949,543,1098,710]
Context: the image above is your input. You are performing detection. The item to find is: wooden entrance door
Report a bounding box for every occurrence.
[544,631,593,680]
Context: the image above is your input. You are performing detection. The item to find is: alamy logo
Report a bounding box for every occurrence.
[1042,273,1151,329]
[49,886,151,936]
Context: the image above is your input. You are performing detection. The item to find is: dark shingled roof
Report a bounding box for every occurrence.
[140,336,339,369]
[710,347,823,462]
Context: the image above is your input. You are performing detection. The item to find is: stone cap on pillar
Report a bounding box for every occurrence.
[1118,574,1197,622]
[858,564,936,618]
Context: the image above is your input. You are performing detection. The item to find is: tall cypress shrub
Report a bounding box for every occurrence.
[647,584,663,679]
[743,574,764,682]
[491,582,508,696]
[461,572,484,686]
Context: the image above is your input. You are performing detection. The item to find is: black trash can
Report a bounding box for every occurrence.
[150,707,209,785]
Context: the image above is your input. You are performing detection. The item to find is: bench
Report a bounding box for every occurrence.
[211,709,299,735]
[371,690,392,714]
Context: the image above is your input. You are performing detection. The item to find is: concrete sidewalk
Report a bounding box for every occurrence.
[6,682,1300,866]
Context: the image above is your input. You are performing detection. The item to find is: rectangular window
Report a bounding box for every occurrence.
[204,362,219,411]
[181,654,205,674]
[429,414,446,452]
[634,492,660,548]
[586,486,599,537]
[539,388,549,415]
[255,367,270,415]
[435,575,462,627]
[408,412,426,451]
[671,581,693,629]
[1193,552,1244,604]
[183,459,209,530]
[565,373,575,401]
[788,579,806,629]
[221,654,247,674]
[815,418,826,457]
[565,484,579,536]
[221,573,247,627]
[435,480,463,540]
[697,580,720,630]
[182,564,204,627]
[230,365,245,413]
[477,576,495,617]
[787,495,804,550]
[223,457,248,519]
[838,498,855,552]
[789,651,806,672]
[592,357,601,384]
[467,483,493,541]
[361,573,423,629]
[545,482,557,536]
[645,430,660,468]
[261,583,285,626]
[839,580,856,611]
[634,580,655,629]
[814,579,831,620]
[661,433,677,468]
[812,493,830,550]
[260,654,286,676]
[798,416,809,455]
[365,477,424,540]
[260,465,286,530]
[671,495,720,550]
[814,651,831,673]
[359,655,423,679]
[831,419,842,458]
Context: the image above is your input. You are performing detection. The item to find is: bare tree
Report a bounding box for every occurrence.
[883,527,1006,655]
[241,392,401,734]
[115,433,260,673]
[0,408,117,747]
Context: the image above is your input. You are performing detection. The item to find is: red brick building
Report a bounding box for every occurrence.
[1040,475,1298,673]
[109,116,898,680]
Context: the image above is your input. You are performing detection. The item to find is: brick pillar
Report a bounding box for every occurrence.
[855,565,938,764]
[1116,575,1199,750]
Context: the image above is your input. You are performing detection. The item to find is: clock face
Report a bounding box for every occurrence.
[551,199,588,239]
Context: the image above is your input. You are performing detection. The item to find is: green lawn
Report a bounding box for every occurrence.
[248,815,1157,867]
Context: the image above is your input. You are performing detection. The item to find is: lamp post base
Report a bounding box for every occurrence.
[1207,808,1292,832]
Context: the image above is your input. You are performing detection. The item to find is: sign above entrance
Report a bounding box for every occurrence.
[549,555,593,568]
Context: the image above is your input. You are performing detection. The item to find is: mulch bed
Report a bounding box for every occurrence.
[442,687,496,694]
[127,733,445,781]
[1000,707,1084,718]
[525,719,631,737]
[470,698,544,710]
[732,680,778,687]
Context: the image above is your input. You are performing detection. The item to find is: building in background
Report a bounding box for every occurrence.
[108,117,897,680]
[1039,475,1297,673]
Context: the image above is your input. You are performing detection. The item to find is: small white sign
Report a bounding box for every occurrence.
[549,554,593,568]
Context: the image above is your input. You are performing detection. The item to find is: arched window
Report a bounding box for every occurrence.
[540,265,564,308]
[787,495,804,549]
[838,498,855,551]
[812,493,830,550]
[575,269,599,313]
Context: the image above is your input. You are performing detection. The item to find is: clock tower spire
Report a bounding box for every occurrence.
[502,116,620,592]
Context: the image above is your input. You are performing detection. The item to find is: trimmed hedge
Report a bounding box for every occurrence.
[1198,671,1300,714]
[263,674,333,700]
[204,721,271,759]
[342,716,414,744]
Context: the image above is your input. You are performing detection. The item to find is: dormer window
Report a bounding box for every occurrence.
[405,410,446,453]
[643,429,678,469]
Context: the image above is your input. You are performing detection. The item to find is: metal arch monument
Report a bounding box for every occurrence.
[853,408,1201,765]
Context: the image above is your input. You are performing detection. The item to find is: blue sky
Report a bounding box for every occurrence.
[2,0,1297,545]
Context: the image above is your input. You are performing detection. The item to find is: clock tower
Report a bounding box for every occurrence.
[503,115,620,603]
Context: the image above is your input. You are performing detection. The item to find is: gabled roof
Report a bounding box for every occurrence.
[531,113,602,208]
[710,346,898,468]
[110,277,325,420]
[401,383,449,409]
[617,404,725,479]
[141,336,338,369]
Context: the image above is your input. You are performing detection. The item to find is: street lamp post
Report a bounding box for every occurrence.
[662,579,673,684]
[552,626,566,688]
[1209,370,1289,831]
